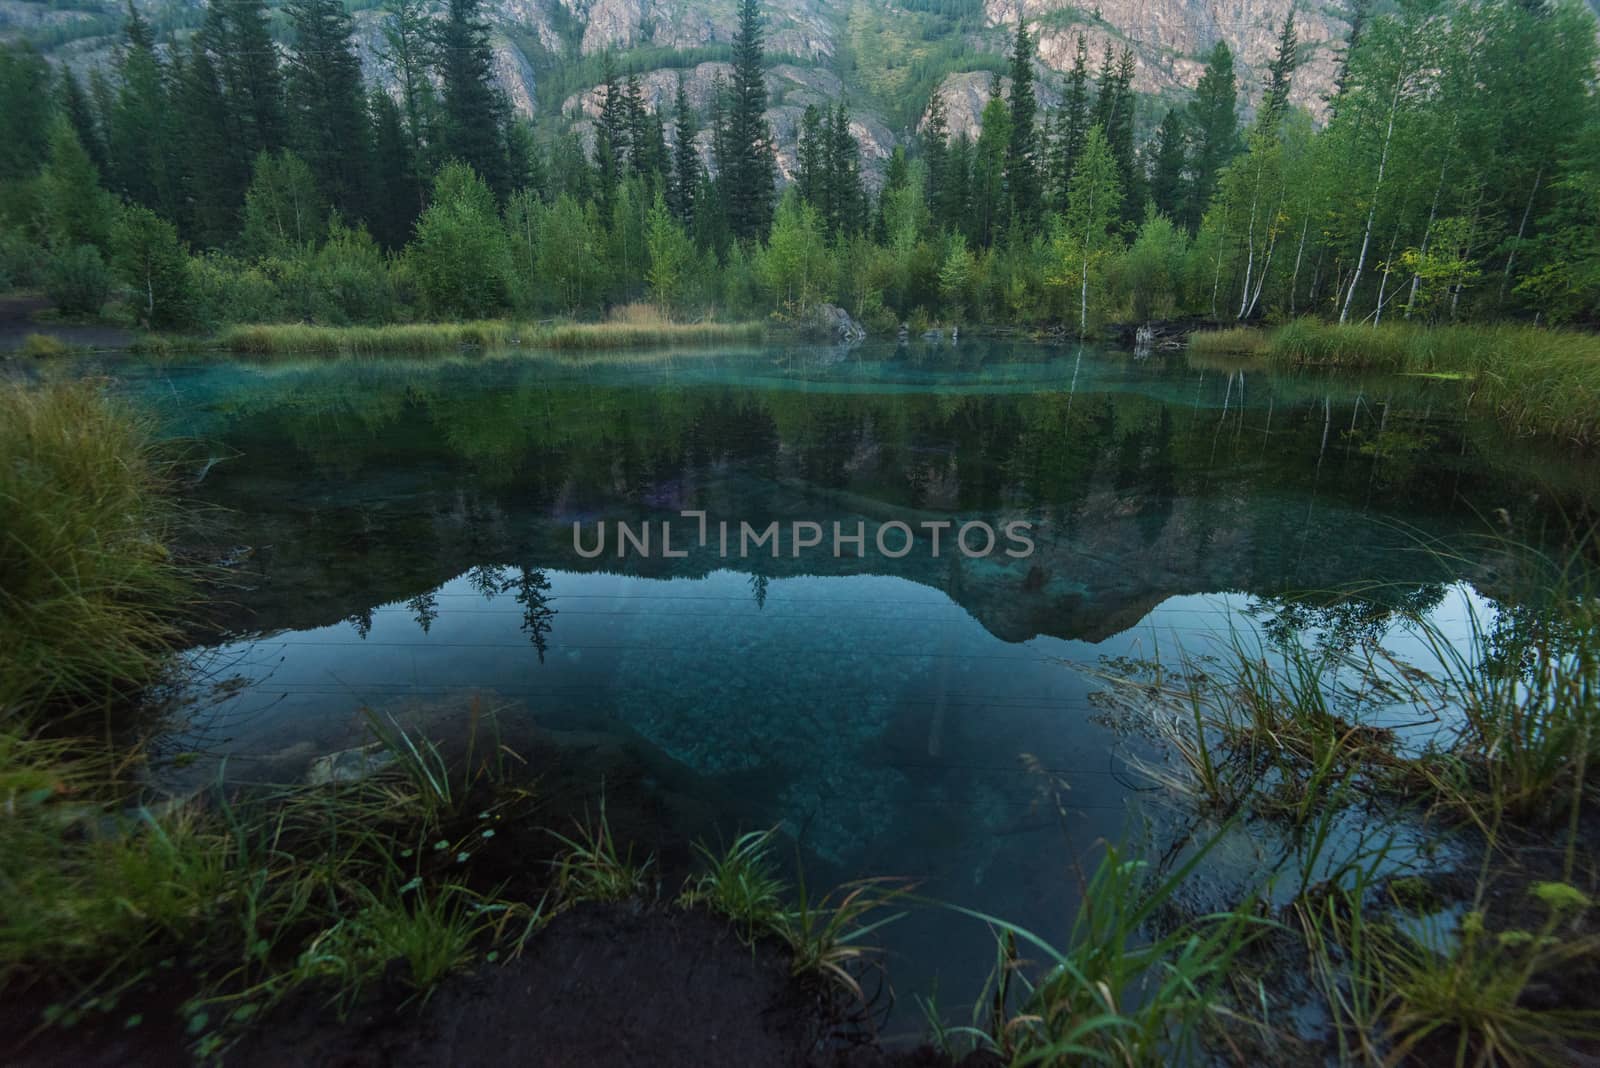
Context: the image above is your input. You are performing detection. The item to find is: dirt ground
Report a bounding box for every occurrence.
[0,294,133,352]
[1,903,977,1068]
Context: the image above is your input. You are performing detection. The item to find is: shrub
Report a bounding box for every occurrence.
[44,244,110,316]
[18,332,68,358]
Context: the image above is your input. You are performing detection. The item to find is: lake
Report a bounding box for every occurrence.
[99,337,1589,1032]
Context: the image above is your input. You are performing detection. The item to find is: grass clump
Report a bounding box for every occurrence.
[679,829,788,943]
[1186,326,1268,357]
[0,380,191,719]
[19,333,70,358]
[549,796,655,903]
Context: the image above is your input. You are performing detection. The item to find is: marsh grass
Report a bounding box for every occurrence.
[1299,856,1600,1067]
[1186,327,1268,357]
[781,875,907,1003]
[0,380,192,720]
[212,318,763,356]
[1263,320,1600,446]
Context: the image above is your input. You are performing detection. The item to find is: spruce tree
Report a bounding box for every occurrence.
[724,0,775,242]
[796,104,825,205]
[825,100,865,236]
[369,91,416,248]
[176,36,239,247]
[284,0,372,215]
[970,87,1010,247]
[921,92,950,227]
[1148,108,1186,219]
[1003,20,1041,227]
[669,74,700,228]
[1184,40,1239,230]
[219,0,283,160]
[1108,48,1141,222]
[438,0,510,197]
[108,3,177,216]
[380,0,436,201]
[59,71,106,173]
[1055,34,1090,206]
[595,56,628,218]
[0,41,54,180]
[1264,10,1299,126]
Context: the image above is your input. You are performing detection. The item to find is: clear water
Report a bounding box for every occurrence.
[96,338,1589,1031]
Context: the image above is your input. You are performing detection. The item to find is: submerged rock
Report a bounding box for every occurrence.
[306,743,393,785]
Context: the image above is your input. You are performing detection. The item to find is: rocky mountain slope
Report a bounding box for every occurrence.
[3,0,1348,184]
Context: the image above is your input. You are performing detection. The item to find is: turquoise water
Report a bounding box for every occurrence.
[98,338,1585,1027]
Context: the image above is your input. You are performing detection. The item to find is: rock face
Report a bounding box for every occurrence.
[9,0,1355,184]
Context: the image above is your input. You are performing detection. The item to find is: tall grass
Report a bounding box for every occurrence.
[0,380,191,720]
[1262,320,1600,446]
[1186,327,1269,357]
[214,318,764,356]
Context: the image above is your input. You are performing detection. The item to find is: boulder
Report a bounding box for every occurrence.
[809,303,866,343]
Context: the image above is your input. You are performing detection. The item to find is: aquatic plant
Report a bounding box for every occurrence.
[950,835,1267,1065]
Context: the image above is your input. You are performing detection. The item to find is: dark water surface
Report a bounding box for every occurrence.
[101,338,1588,1030]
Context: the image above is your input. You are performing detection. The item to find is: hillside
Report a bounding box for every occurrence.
[1,0,1347,182]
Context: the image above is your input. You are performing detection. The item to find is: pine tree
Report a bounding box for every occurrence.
[1148,108,1186,219]
[669,74,700,227]
[1185,40,1239,230]
[1003,20,1041,227]
[1,43,55,181]
[724,0,775,242]
[284,0,372,215]
[1264,10,1299,126]
[624,73,649,175]
[438,0,510,197]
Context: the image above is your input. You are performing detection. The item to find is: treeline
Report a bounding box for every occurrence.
[0,0,1597,336]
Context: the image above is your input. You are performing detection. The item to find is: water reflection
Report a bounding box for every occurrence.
[101,339,1590,1017]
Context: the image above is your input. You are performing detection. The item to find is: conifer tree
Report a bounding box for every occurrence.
[1148,108,1186,219]
[669,74,700,227]
[59,71,106,173]
[284,0,372,215]
[796,104,825,205]
[1184,40,1239,230]
[724,0,775,242]
[1264,10,1299,126]
[1003,20,1040,227]
[219,0,283,160]
[825,100,865,236]
[921,92,950,225]
[595,56,628,218]
[108,3,178,216]
[438,0,510,197]
[0,42,54,180]
[381,0,438,203]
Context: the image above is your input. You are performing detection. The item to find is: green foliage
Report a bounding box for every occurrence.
[756,191,830,312]
[644,191,695,312]
[241,150,325,258]
[407,162,511,319]
[111,204,194,329]
[44,245,111,316]
[679,829,788,943]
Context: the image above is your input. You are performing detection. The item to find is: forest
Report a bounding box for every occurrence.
[0,0,1597,337]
